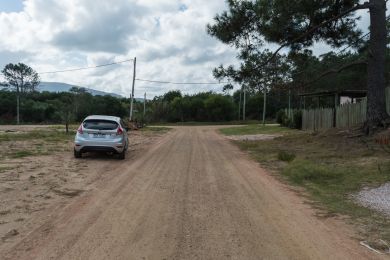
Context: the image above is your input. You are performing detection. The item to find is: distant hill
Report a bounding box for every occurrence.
[38,82,123,98]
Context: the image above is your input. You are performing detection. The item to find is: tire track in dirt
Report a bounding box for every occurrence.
[1,126,385,260]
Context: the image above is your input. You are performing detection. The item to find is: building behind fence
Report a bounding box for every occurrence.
[301,87,390,131]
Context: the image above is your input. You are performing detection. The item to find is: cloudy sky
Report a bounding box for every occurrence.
[0,0,380,98]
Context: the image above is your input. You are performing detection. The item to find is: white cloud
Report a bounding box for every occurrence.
[0,0,385,97]
[0,0,237,97]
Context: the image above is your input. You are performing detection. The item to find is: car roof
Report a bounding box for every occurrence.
[84,115,121,122]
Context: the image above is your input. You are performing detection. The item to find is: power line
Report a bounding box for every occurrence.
[336,32,370,55]
[135,78,229,85]
[38,58,134,74]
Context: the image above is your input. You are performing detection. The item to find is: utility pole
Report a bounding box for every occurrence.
[129,57,136,121]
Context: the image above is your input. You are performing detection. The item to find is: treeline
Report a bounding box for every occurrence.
[1,53,383,125]
[0,90,128,124]
[0,88,296,124]
[146,89,295,123]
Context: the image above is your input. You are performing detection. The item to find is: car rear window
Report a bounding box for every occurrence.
[83,119,118,130]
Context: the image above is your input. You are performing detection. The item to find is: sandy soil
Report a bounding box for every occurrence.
[0,128,164,257]
[0,126,385,259]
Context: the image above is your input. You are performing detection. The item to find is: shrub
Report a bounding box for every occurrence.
[276,109,302,129]
[276,109,288,125]
[292,110,302,129]
[277,151,296,162]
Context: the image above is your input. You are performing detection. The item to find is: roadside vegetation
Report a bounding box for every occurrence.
[0,126,169,161]
[220,124,295,136]
[0,128,75,160]
[222,125,390,243]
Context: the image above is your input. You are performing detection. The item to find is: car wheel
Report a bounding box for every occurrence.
[74,149,82,158]
[118,150,125,160]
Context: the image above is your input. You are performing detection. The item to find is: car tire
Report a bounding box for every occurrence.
[118,150,126,160]
[74,149,82,158]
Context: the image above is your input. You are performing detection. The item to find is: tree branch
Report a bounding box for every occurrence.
[255,2,371,70]
[304,59,367,86]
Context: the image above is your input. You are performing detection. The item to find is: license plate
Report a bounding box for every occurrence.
[93,133,105,138]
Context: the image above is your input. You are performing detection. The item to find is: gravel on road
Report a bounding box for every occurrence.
[356,183,390,217]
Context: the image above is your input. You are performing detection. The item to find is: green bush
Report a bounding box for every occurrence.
[292,110,302,129]
[276,109,287,125]
[276,109,302,129]
[277,151,296,162]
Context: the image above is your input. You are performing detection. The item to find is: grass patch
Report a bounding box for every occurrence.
[11,150,34,158]
[149,120,267,126]
[0,130,75,143]
[0,129,75,160]
[230,129,390,241]
[0,166,11,173]
[283,159,344,185]
[220,124,295,136]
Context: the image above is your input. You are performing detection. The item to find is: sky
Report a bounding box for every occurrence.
[0,0,382,98]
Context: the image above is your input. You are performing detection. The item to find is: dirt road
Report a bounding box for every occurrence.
[1,126,383,259]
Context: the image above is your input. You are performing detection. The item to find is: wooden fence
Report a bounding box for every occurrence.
[336,98,367,128]
[301,87,390,131]
[302,108,334,131]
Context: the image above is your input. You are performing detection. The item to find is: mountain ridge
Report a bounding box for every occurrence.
[38,82,123,98]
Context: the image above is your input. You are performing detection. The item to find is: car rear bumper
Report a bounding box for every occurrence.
[77,146,122,153]
[74,132,127,154]
[74,142,126,153]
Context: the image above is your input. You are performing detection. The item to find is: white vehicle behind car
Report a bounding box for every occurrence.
[74,115,129,159]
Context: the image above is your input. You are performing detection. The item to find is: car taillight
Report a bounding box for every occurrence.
[77,125,83,134]
[116,127,123,135]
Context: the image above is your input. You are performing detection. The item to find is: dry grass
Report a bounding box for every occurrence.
[226,127,390,243]
[0,129,74,161]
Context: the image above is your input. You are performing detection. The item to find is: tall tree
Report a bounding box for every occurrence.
[208,0,389,133]
[213,50,290,123]
[1,63,40,124]
[59,94,74,133]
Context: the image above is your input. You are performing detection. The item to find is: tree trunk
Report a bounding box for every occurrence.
[16,86,20,125]
[243,85,246,121]
[262,88,267,125]
[238,89,242,121]
[366,0,389,134]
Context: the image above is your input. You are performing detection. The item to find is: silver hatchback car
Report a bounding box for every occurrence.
[74,115,129,159]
